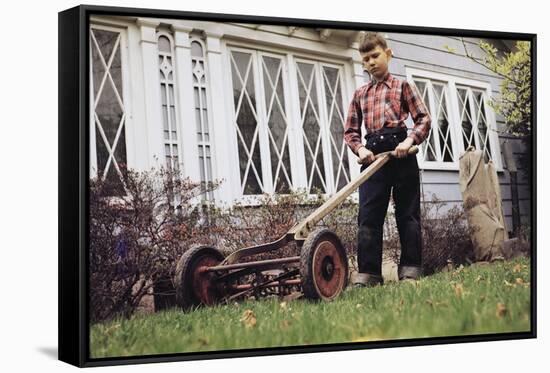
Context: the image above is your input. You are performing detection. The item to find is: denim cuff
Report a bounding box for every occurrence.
[398,265,422,280]
[353,272,384,286]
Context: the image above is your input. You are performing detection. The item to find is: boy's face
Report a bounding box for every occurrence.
[361,45,392,80]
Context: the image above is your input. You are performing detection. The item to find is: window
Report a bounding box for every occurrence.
[456,86,494,163]
[407,68,502,170]
[295,60,350,193]
[229,48,293,195]
[90,25,128,195]
[156,31,181,171]
[227,46,351,197]
[190,38,215,200]
[411,78,455,164]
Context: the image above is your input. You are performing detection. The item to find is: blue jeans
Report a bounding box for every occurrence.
[357,153,422,278]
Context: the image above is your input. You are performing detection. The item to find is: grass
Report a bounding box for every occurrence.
[90,257,531,358]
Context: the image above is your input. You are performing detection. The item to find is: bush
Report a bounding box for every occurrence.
[89,166,219,322]
[210,191,312,260]
[89,165,475,321]
[384,194,475,275]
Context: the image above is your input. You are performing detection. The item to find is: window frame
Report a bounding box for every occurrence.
[156,30,185,171]
[88,22,135,184]
[224,45,295,201]
[293,57,352,195]
[406,67,503,171]
[188,36,217,201]
[222,40,354,204]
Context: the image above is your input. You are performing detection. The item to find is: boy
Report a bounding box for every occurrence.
[344,33,431,287]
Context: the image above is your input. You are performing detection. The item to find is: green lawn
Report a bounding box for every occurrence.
[90,257,531,358]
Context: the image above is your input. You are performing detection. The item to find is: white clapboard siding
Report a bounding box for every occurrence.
[384,32,531,232]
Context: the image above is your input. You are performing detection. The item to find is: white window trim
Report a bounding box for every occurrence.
[406,67,503,172]
[89,23,135,181]
[221,41,353,204]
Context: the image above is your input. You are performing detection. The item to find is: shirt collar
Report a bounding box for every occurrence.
[367,72,394,91]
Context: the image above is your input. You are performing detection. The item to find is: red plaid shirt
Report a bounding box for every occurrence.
[344,73,431,155]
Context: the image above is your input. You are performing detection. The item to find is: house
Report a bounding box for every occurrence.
[89,15,531,236]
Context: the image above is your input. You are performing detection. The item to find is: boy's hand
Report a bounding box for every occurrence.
[357,146,375,165]
[394,137,415,158]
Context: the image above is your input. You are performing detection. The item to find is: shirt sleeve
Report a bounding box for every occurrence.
[344,90,364,155]
[402,81,431,145]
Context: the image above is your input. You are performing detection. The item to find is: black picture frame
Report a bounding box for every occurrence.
[59,4,537,367]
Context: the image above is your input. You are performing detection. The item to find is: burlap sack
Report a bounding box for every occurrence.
[459,147,506,261]
[486,161,509,241]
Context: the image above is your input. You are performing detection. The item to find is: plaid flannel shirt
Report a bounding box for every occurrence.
[344,73,431,155]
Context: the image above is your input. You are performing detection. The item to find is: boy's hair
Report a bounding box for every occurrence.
[358,33,388,53]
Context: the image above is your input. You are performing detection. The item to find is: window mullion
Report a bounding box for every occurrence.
[255,51,273,194]
[447,80,464,160]
[467,88,481,150]
[89,38,98,178]
[279,55,298,192]
[316,62,334,195]
[427,81,443,162]
[484,90,502,168]
[286,54,308,191]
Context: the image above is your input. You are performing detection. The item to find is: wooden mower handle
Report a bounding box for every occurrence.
[356,145,419,164]
[223,146,419,264]
[289,145,419,240]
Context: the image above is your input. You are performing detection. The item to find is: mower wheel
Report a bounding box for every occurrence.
[300,228,348,301]
[175,245,224,310]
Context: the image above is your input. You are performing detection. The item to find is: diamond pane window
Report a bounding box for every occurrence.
[457,86,494,163]
[432,83,454,162]
[90,27,127,195]
[227,49,353,198]
[230,50,263,195]
[412,78,454,163]
[322,66,350,191]
[296,61,327,194]
[413,80,436,162]
[457,87,475,149]
[261,55,293,194]
[473,90,492,162]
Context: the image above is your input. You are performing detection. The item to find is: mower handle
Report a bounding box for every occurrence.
[356,145,419,165]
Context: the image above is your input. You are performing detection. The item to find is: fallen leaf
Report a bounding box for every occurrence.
[240,309,257,328]
[475,275,482,283]
[513,264,522,273]
[454,283,465,297]
[104,323,121,336]
[352,334,386,342]
[283,291,303,301]
[356,303,362,309]
[515,278,524,285]
[496,303,507,318]
[279,301,288,311]
[504,280,514,287]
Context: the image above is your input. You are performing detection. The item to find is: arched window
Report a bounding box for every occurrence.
[157,32,181,171]
[190,37,214,200]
